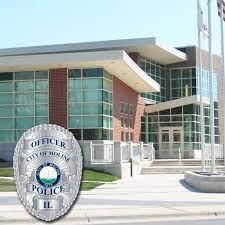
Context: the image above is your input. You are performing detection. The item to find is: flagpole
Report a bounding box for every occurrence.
[197,0,205,172]
[208,0,217,174]
[220,0,225,174]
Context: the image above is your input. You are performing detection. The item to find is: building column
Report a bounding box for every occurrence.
[49,68,68,128]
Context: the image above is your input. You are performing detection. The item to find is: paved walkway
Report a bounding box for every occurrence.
[1,174,225,224]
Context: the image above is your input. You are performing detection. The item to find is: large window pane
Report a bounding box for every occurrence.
[68,91,81,102]
[35,117,48,125]
[68,79,81,90]
[68,103,81,115]
[35,92,48,104]
[83,116,102,127]
[35,80,48,91]
[15,105,34,116]
[172,89,181,98]
[183,104,194,114]
[68,116,81,128]
[103,103,112,116]
[83,129,102,140]
[171,107,182,114]
[15,130,26,141]
[15,71,34,80]
[15,117,34,129]
[103,91,112,103]
[0,82,13,92]
[15,81,34,91]
[83,78,102,89]
[69,129,81,140]
[182,68,191,78]
[103,70,112,80]
[15,93,34,104]
[171,69,181,79]
[0,118,13,129]
[0,72,13,81]
[103,79,112,91]
[83,103,102,115]
[102,129,113,140]
[0,93,13,104]
[68,69,81,78]
[83,90,102,102]
[0,106,13,117]
[35,71,48,79]
[83,68,103,77]
[0,130,13,142]
[103,116,112,128]
[35,104,48,116]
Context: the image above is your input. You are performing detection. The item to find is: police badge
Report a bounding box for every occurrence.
[13,124,83,221]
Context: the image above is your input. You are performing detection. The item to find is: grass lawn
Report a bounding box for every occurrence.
[0,167,14,177]
[0,167,119,192]
[82,168,119,182]
[0,179,16,192]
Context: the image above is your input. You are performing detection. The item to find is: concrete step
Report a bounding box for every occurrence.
[141,166,224,174]
[151,159,224,167]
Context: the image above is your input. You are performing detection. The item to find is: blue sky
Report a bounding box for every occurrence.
[0,0,222,55]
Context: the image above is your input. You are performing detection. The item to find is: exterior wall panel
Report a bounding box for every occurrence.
[113,76,144,142]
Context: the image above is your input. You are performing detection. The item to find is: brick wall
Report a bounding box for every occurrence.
[113,76,145,143]
[49,68,68,128]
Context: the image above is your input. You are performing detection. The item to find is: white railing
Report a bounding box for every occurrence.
[142,143,155,161]
[204,144,223,160]
[121,142,131,162]
[90,143,114,163]
[85,141,155,164]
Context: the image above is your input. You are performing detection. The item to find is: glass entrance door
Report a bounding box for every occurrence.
[159,127,183,159]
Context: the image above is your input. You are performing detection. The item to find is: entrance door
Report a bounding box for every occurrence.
[159,127,183,159]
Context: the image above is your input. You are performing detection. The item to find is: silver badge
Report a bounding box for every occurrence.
[13,124,83,221]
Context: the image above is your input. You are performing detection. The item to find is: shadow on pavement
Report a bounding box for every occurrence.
[179,179,201,193]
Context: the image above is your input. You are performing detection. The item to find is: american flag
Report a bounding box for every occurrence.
[217,0,225,21]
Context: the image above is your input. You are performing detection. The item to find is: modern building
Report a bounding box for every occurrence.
[0,37,222,163]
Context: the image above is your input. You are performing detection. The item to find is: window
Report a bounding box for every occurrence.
[129,104,134,115]
[0,70,49,143]
[0,72,13,81]
[83,68,103,77]
[126,132,129,141]
[68,69,81,78]
[121,132,124,141]
[130,132,134,141]
[124,103,129,114]
[120,102,124,113]
[130,118,134,128]
[121,117,124,128]
[67,68,113,141]
[125,117,129,128]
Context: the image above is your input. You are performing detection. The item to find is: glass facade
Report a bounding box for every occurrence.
[139,57,166,103]
[170,67,218,101]
[0,71,49,143]
[142,66,220,158]
[68,68,113,140]
[170,68,197,100]
[142,104,219,154]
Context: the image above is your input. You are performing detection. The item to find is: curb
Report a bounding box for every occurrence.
[1,210,225,223]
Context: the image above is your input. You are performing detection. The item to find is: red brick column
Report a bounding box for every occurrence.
[49,68,68,128]
[113,76,144,143]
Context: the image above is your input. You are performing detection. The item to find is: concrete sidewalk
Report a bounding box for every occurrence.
[1,174,225,224]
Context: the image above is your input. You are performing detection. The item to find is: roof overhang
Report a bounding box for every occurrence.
[0,50,160,93]
[122,38,187,64]
[0,37,187,65]
[145,95,210,113]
